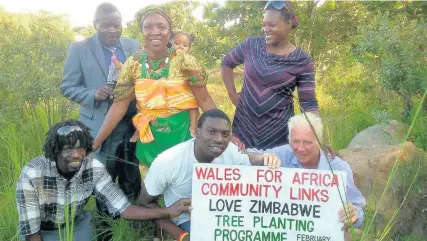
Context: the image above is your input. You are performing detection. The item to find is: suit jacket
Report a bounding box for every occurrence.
[61,35,140,138]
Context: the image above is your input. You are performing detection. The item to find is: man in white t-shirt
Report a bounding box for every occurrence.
[138,109,281,241]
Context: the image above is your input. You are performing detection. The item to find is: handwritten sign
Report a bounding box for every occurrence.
[190,164,347,241]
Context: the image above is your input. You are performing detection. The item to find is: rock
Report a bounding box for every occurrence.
[347,120,408,148]
[340,142,419,190]
[339,142,415,209]
[338,141,426,238]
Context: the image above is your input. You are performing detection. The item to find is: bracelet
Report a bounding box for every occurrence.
[178,231,189,241]
[189,75,197,83]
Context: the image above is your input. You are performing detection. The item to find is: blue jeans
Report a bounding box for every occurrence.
[20,211,93,241]
[179,221,191,233]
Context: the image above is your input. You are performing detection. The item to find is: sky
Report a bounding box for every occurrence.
[1,0,226,27]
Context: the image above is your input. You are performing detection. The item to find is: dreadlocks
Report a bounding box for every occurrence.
[43,119,93,162]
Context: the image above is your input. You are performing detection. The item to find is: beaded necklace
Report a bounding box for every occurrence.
[141,48,172,79]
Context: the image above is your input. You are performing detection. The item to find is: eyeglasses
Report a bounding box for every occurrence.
[57,126,83,136]
[56,125,87,154]
[264,1,291,12]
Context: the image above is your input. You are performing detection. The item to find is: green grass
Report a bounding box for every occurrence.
[0,124,39,241]
[0,70,426,241]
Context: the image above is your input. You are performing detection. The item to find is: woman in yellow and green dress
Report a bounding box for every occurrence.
[93,7,216,167]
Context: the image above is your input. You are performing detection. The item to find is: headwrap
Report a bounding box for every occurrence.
[138,7,173,32]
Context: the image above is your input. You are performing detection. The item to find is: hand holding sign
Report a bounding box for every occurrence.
[230,135,246,153]
[167,198,192,218]
[339,202,358,228]
[262,153,281,169]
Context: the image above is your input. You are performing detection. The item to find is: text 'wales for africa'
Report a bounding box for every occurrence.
[191,166,342,241]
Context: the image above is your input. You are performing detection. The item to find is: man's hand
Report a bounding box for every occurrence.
[325,144,336,159]
[262,153,281,169]
[26,232,43,241]
[167,198,192,218]
[95,86,114,101]
[339,202,358,229]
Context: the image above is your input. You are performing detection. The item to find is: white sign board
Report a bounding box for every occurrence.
[191,164,347,241]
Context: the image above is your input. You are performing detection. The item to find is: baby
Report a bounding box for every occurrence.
[171,31,194,53]
[171,31,200,137]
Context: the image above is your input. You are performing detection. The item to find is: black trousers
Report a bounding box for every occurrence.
[95,122,141,241]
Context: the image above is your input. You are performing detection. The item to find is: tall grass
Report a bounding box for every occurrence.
[0,125,34,241]
[0,103,76,241]
[58,200,76,241]
[361,88,427,241]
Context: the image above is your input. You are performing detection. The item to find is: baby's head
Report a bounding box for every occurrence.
[170,31,194,53]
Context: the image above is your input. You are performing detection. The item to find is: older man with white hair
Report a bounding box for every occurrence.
[248,112,366,228]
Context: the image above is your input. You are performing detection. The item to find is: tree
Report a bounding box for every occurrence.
[73,25,96,38]
[0,11,75,127]
[200,1,264,67]
[353,12,427,120]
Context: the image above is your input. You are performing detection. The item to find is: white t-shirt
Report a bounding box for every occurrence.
[144,138,252,225]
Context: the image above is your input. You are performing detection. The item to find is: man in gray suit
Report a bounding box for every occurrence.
[61,3,141,240]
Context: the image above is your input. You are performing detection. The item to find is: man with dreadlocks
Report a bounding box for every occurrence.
[16,119,192,241]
